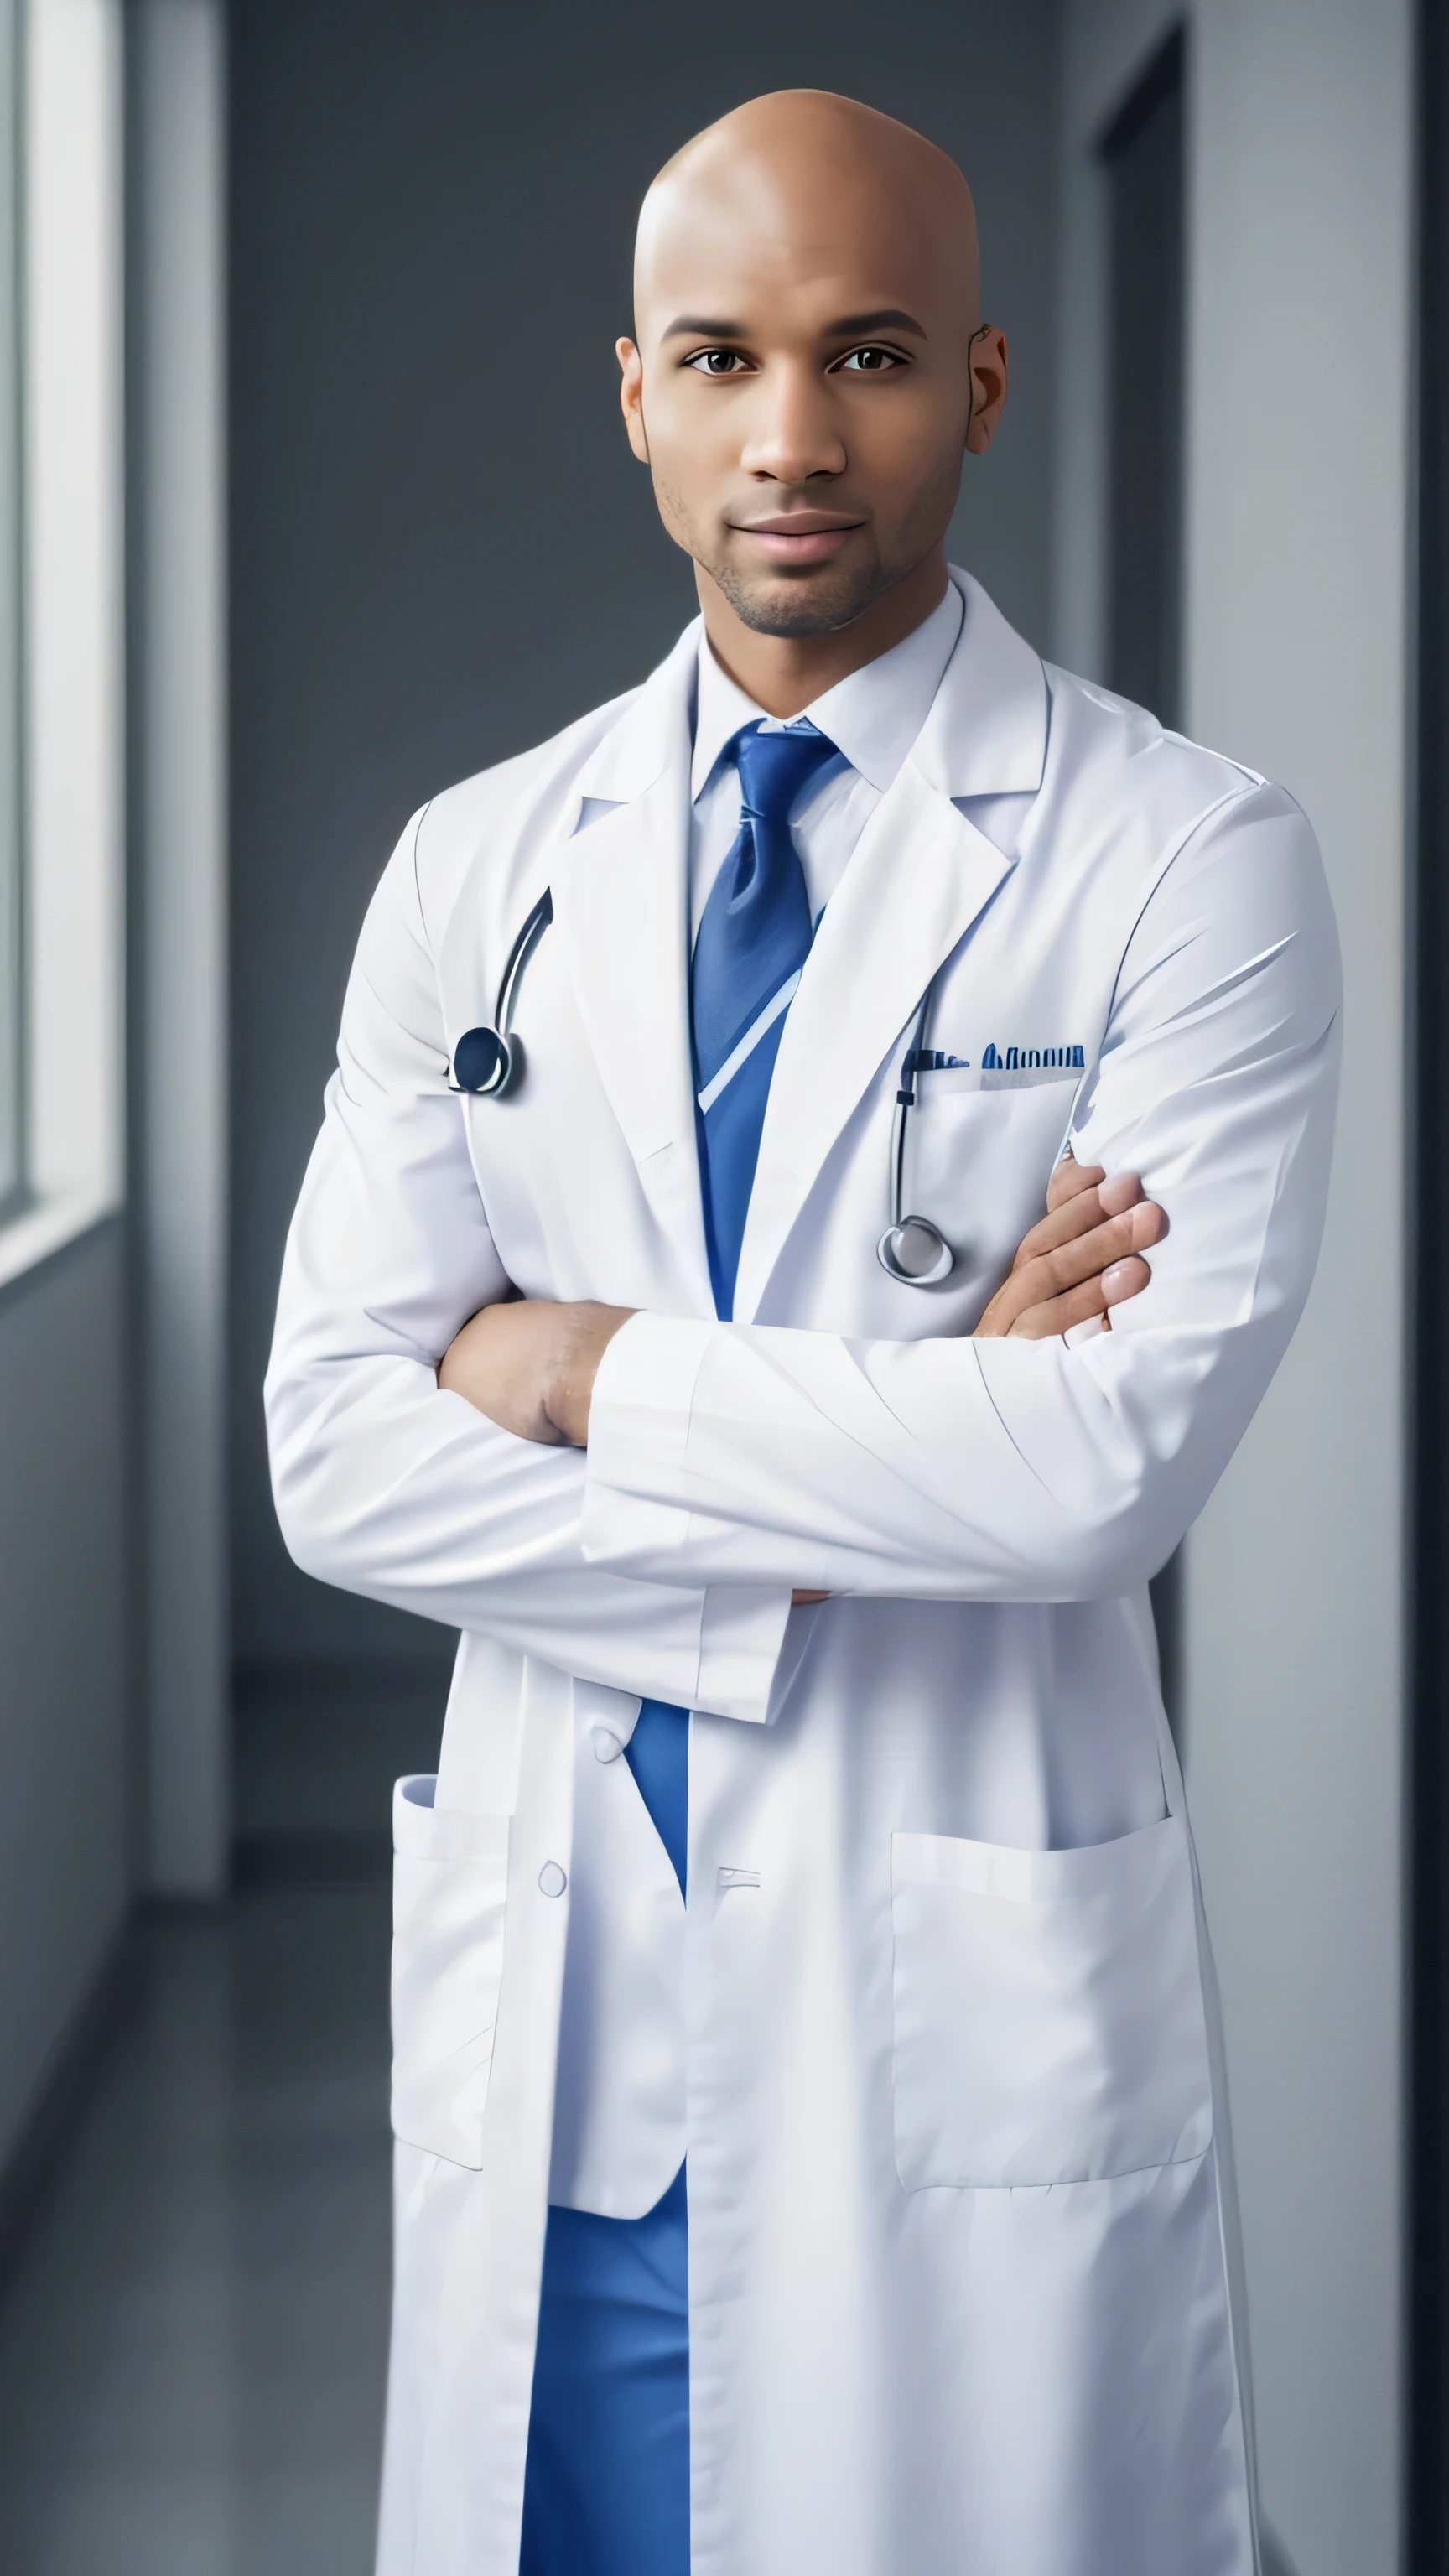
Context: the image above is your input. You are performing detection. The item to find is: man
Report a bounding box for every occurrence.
[266,89,1339,2576]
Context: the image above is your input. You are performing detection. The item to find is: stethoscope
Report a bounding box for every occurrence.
[448,889,553,1098]
[876,984,959,1286]
[450,891,957,1289]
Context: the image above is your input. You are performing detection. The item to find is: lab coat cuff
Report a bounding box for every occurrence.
[695,1583,795,1726]
[583,1310,714,1561]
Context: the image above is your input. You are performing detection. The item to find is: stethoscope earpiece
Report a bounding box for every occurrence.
[877,1216,953,1287]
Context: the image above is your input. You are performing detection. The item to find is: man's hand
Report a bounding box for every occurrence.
[436,1156,1164,1613]
[973,1155,1166,1339]
[438,1298,633,1446]
[439,1299,830,1607]
[438,1161,1166,1436]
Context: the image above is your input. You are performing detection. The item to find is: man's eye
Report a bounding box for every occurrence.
[835,345,905,373]
[686,349,749,375]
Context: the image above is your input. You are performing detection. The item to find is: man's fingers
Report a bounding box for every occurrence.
[1011,1187,1160,1291]
[1026,1198,1165,1301]
[1045,1152,1105,1214]
[1010,1171,1145,1273]
[1007,1253,1153,1341]
[981,1198,1165,1336]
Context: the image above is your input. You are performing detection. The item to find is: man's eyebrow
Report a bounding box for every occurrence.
[825,309,928,339]
[662,316,747,340]
[660,307,929,343]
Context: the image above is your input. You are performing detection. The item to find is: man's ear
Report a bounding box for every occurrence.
[616,337,651,465]
[964,325,1008,458]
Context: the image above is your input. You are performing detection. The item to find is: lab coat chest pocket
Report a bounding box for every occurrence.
[890,1815,1213,2190]
[392,1774,511,2171]
[911,1079,1082,1280]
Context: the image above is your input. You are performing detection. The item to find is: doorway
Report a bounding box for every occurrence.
[1098,24,1187,1728]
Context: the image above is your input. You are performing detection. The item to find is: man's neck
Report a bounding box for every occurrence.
[696,548,950,718]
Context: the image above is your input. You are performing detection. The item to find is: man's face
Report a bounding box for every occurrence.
[621,157,1003,637]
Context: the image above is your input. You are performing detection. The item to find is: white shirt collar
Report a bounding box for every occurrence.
[690,580,965,804]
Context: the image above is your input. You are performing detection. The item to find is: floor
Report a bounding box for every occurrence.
[0,1888,394,2576]
[0,1773,1306,2576]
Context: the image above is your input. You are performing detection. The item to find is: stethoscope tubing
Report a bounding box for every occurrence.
[876,984,955,1286]
[453,893,959,1289]
[496,888,553,1032]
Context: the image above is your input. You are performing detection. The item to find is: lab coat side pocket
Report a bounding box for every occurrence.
[890,1815,1213,2190]
[391,1774,511,2171]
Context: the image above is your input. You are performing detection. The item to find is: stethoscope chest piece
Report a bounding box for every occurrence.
[453,1024,519,1097]
[449,887,553,1100]
[877,1215,953,1286]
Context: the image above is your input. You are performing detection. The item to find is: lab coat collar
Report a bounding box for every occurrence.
[730,572,1047,1315]
[689,581,964,802]
[570,621,699,810]
[569,564,1048,813]
[554,573,1048,1317]
[551,630,715,1310]
[912,569,1050,800]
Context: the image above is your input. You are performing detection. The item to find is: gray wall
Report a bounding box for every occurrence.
[1057,8,1411,2569]
[228,0,1062,1674]
[0,1227,130,2167]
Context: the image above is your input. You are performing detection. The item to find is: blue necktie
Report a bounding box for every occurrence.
[690,720,842,1322]
[626,719,839,1894]
[624,716,835,1906]
[522,724,840,2576]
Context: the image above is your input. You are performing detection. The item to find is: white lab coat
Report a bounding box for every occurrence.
[265,574,1340,2576]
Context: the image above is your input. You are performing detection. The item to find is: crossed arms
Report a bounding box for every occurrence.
[265,776,1338,1722]
[438,1155,1166,1436]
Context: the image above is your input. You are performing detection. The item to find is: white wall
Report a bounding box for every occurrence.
[1057,8,1412,2573]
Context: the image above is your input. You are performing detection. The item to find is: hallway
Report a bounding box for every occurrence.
[0,1890,392,2575]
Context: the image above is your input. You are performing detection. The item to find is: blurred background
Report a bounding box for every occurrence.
[0,0,1431,2568]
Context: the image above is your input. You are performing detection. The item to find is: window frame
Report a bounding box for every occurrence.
[0,0,21,1222]
[0,0,124,1290]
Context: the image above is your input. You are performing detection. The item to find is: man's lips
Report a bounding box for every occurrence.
[730,514,865,565]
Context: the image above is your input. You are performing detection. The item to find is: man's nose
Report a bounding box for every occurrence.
[739,364,847,483]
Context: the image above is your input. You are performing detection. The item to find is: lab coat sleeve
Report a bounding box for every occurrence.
[580,782,1342,1602]
[264,813,792,1721]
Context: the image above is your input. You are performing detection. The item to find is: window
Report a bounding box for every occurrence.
[0,0,124,1286]
[0,0,18,1216]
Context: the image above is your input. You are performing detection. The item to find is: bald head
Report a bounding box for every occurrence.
[616,89,1006,699]
[636,91,980,331]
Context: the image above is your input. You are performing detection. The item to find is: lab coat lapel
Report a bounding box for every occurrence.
[549,633,714,1311]
[732,574,1050,1323]
[732,766,1013,1321]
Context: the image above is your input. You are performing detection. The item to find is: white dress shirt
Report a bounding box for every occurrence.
[688,574,1031,938]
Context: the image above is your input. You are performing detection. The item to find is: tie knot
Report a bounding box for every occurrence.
[733,720,839,826]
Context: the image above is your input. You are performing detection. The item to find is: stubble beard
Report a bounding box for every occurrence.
[708,544,892,638]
